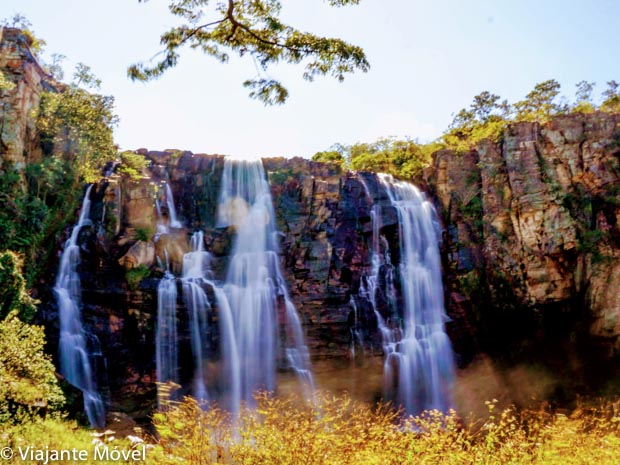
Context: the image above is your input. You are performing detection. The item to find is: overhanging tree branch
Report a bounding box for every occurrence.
[129,0,369,105]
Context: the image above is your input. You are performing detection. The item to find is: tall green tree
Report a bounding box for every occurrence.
[514,79,564,122]
[36,64,118,183]
[601,80,620,113]
[129,0,369,105]
[444,90,510,151]
[572,80,596,113]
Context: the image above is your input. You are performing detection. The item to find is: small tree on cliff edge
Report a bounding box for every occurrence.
[129,0,369,105]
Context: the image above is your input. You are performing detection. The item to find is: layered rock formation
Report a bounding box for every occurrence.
[0,27,54,170]
[426,113,620,359]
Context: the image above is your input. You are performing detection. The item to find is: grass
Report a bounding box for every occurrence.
[2,393,619,464]
[152,392,620,465]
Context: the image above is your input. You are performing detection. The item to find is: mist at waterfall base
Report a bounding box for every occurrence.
[54,185,106,428]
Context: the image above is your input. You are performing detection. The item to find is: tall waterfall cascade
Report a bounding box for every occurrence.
[156,269,178,404]
[216,159,314,410]
[155,158,314,412]
[54,185,105,428]
[155,183,182,404]
[181,231,214,403]
[362,174,455,416]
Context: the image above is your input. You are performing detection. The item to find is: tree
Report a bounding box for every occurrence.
[311,150,346,167]
[514,79,563,122]
[36,64,118,183]
[572,80,596,113]
[601,80,620,113]
[129,0,369,105]
[470,91,507,122]
[444,91,510,151]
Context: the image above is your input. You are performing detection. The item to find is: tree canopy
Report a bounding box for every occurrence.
[37,64,118,183]
[312,137,441,180]
[129,0,369,105]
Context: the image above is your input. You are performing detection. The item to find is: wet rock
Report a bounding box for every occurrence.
[118,241,155,270]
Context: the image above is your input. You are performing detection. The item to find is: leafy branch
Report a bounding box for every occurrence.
[129,0,369,104]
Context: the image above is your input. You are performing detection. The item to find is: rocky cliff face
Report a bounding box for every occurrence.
[35,153,396,416]
[426,113,620,361]
[0,27,54,170]
[42,116,619,417]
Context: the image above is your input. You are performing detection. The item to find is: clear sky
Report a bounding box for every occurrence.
[2,0,619,158]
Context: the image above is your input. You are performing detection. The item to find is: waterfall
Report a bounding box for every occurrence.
[364,174,454,416]
[54,185,105,428]
[156,182,182,234]
[165,182,183,229]
[216,159,314,410]
[156,270,178,402]
[181,231,212,402]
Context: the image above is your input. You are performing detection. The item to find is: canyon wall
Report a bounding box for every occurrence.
[425,113,620,369]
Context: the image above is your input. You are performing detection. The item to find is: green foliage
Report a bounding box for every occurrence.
[601,80,620,113]
[117,151,150,180]
[36,64,118,183]
[0,251,36,322]
[313,137,438,179]
[515,79,565,122]
[350,145,400,176]
[0,312,65,423]
[129,0,369,105]
[0,69,16,93]
[443,90,511,152]
[311,149,346,167]
[442,77,620,152]
[0,418,160,464]
[135,227,153,242]
[0,160,80,283]
[572,80,596,114]
[126,265,150,290]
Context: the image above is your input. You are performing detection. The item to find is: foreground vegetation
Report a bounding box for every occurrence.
[1,392,619,464]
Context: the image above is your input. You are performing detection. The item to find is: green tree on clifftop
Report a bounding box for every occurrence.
[129,0,369,105]
[36,64,118,183]
[514,79,564,122]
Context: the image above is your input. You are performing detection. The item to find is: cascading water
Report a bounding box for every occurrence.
[164,182,183,229]
[364,174,454,416]
[156,182,182,234]
[181,231,213,402]
[54,185,105,428]
[155,183,182,404]
[216,159,314,410]
[156,268,178,400]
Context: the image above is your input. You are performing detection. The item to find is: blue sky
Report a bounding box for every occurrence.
[2,0,619,158]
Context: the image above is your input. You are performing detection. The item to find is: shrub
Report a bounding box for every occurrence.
[152,391,620,465]
[126,265,150,290]
[0,251,37,321]
[118,151,150,180]
[0,312,65,423]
